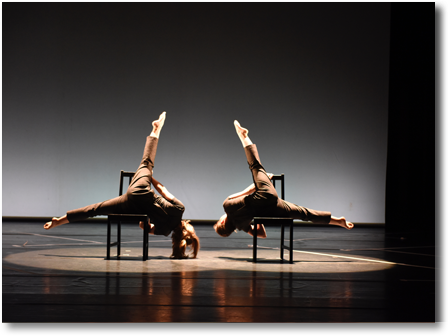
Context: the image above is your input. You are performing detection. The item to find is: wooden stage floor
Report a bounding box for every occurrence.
[2,221,436,323]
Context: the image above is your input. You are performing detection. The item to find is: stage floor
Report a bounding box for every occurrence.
[2,221,436,323]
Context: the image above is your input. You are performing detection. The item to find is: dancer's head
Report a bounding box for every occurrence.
[171,220,200,259]
[214,214,236,237]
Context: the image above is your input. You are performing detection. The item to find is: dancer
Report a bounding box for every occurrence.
[214,120,354,238]
[44,112,200,259]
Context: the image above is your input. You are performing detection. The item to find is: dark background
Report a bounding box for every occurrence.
[386,3,435,241]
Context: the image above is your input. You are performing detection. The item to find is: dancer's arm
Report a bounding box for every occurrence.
[228,183,256,200]
[151,176,175,201]
[227,173,274,200]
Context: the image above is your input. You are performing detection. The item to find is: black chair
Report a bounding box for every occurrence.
[252,174,294,264]
[106,171,150,261]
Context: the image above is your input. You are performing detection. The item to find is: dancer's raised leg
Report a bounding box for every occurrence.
[44,112,167,231]
[234,120,270,238]
[236,120,275,198]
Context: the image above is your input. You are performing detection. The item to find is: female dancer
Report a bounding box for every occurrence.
[44,112,200,259]
[214,120,354,238]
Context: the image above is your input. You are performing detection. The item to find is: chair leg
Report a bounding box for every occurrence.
[289,219,294,264]
[117,221,121,259]
[253,222,257,263]
[280,223,285,262]
[251,218,293,264]
[107,218,111,260]
[143,221,149,261]
[107,215,149,261]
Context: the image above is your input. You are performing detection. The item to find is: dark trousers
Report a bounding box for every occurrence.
[244,144,279,207]
[126,136,158,197]
[66,136,159,222]
[244,144,331,224]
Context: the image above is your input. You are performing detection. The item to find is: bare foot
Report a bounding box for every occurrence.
[330,217,354,230]
[43,217,67,230]
[340,217,354,230]
[154,111,166,126]
[234,120,249,138]
[234,120,253,147]
[151,111,166,135]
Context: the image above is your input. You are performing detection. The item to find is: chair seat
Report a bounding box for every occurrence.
[252,217,293,222]
[108,214,148,221]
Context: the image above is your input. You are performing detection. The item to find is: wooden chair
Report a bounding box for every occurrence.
[252,174,294,264]
[106,171,150,261]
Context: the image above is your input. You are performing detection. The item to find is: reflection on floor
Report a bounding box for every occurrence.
[2,221,436,322]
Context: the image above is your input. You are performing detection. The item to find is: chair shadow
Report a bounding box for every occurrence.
[217,256,296,264]
[42,254,172,261]
[216,256,357,264]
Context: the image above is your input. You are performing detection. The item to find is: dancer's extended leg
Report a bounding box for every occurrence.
[234,120,268,238]
[234,120,354,231]
[132,112,165,182]
[44,112,167,231]
[137,111,166,232]
[235,120,273,195]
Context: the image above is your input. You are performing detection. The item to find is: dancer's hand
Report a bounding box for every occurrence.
[139,221,155,234]
[248,224,267,238]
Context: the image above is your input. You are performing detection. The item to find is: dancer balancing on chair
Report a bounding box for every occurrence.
[214,120,354,239]
[44,112,200,259]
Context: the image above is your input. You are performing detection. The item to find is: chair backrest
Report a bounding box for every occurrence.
[118,171,285,199]
[271,174,285,200]
[119,170,136,196]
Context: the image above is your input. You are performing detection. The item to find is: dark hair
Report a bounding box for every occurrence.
[171,220,200,259]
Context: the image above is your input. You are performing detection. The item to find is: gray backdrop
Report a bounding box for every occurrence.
[2,3,391,223]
